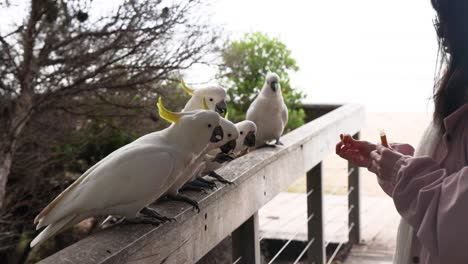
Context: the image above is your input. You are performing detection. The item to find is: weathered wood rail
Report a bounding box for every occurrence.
[38,104,365,264]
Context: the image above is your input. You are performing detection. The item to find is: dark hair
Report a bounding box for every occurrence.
[432,0,468,131]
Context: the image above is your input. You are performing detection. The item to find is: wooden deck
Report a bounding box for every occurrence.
[259,193,400,263]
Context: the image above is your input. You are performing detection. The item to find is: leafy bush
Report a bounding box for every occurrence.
[218,32,306,131]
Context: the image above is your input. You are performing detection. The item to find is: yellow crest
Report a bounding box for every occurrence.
[224,111,229,120]
[202,97,210,110]
[157,97,181,123]
[180,79,194,95]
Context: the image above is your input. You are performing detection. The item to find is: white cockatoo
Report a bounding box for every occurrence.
[198,120,257,185]
[171,100,239,193]
[232,120,257,156]
[181,80,228,117]
[172,83,233,193]
[198,117,239,184]
[30,98,223,248]
[246,73,288,147]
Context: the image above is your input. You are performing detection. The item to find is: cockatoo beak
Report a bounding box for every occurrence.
[157,97,181,123]
[210,126,224,143]
[215,101,227,116]
[220,139,237,154]
[270,81,278,92]
[244,131,256,147]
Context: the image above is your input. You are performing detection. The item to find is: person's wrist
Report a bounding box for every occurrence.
[391,156,410,185]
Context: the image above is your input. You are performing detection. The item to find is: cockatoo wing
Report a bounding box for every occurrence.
[281,103,288,128]
[166,147,209,195]
[36,144,176,228]
[246,98,260,123]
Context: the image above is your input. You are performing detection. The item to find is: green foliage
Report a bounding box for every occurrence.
[218,32,306,131]
[54,122,136,173]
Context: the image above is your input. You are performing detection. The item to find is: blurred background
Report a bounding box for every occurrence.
[0,0,435,263]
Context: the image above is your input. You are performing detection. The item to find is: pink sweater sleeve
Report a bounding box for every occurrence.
[392,156,468,260]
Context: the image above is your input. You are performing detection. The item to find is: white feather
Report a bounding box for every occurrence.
[31,214,76,248]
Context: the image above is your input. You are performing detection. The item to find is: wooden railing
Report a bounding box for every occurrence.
[38,103,365,264]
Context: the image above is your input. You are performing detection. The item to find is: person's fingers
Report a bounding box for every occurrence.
[339,149,354,160]
[344,151,371,167]
[337,144,355,158]
[344,134,376,152]
[369,160,381,176]
[370,150,381,161]
[376,144,387,154]
[343,134,355,145]
[336,141,344,155]
[344,134,365,146]
[339,144,358,154]
[351,156,366,165]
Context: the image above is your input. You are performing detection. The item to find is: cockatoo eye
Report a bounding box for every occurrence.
[240,131,244,135]
[209,98,214,102]
[208,124,212,128]
[228,133,232,137]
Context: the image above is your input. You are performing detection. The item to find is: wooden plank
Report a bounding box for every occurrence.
[232,213,261,264]
[38,104,365,264]
[259,193,307,241]
[307,163,325,264]
[258,194,348,244]
[345,245,393,264]
[258,194,349,245]
[359,197,400,251]
[323,196,348,243]
[258,194,399,249]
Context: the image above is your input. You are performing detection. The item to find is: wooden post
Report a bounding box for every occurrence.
[348,132,361,244]
[307,162,325,264]
[232,213,260,264]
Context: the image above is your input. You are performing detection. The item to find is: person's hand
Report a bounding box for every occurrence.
[369,145,406,180]
[336,134,376,168]
[390,143,415,156]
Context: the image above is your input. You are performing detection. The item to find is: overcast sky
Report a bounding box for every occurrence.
[1,0,439,112]
[202,0,440,112]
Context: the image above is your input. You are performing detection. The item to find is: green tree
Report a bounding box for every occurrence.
[218,32,306,131]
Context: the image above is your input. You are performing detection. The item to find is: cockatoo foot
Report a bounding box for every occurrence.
[212,152,235,163]
[179,182,210,193]
[259,143,276,148]
[207,171,234,185]
[101,215,125,228]
[275,139,284,145]
[140,207,176,223]
[167,194,201,213]
[195,178,217,188]
[184,178,218,190]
